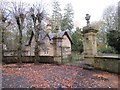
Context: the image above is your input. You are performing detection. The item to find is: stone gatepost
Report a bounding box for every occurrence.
[53,26,62,64]
[53,37,62,64]
[82,14,98,65]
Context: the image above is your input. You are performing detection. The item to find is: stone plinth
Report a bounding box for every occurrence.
[82,26,98,65]
[53,36,62,64]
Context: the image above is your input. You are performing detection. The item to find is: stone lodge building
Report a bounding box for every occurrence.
[25,24,73,58]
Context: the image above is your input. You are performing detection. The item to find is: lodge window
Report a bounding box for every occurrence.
[44,50,48,54]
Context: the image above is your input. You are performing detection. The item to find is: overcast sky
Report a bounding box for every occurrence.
[58,0,119,28]
[7,0,119,28]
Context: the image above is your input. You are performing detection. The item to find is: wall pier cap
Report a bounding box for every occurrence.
[82,25,98,34]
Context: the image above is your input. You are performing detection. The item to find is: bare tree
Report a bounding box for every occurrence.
[29,4,45,64]
[0,1,11,57]
[9,2,26,64]
[102,5,117,31]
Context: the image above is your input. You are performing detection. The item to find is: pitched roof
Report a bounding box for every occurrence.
[26,30,73,46]
[48,33,56,39]
[61,31,73,44]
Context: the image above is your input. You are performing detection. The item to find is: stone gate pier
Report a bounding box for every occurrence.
[82,14,98,66]
[82,26,98,65]
[82,14,120,74]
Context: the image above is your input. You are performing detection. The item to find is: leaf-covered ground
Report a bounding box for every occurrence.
[2,64,119,88]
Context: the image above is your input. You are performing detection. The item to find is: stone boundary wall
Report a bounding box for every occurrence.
[0,44,2,90]
[94,56,120,74]
[2,56,55,64]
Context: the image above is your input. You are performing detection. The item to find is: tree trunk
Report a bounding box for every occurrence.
[2,27,5,57]
[17,25,22,65]
[34,24,40,64]
[34,41,39,64]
